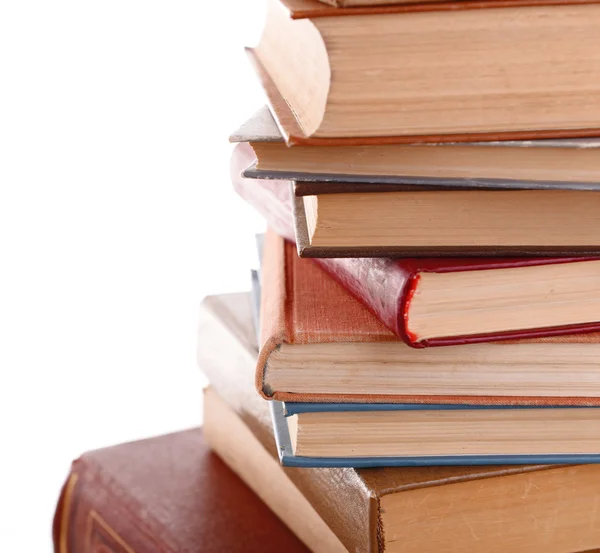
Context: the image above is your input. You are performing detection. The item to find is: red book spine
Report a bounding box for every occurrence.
[231,142,415,341]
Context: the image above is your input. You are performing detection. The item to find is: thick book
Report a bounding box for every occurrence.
[231,139,600,257]
[231,142,600,348]
[198,293,600,553]
[249,0,600,144]
[53,429,309,553]
[232,106,600,191]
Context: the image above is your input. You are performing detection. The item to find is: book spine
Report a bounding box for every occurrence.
[256,228,292,399]
[53,460,164,553]
[312,255,413,342]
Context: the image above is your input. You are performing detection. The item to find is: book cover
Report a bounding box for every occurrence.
[273,0,600,19]
[53,429,309,553]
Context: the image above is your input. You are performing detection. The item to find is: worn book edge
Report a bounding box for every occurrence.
[246,47,600,146]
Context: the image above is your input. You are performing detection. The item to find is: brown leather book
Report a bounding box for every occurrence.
[249,0,600,145]
[53,429,309,553]
[198,292,600,553]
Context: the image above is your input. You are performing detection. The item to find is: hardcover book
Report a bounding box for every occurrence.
[232,106,600,191]
[198,292,600,553]
[317,0,475,7]
[294,186,600,257]
[53,429,309,553]
[249,0,600,144]
[272,400,600,467]
[231,143,600,349]
[315,0,598,6]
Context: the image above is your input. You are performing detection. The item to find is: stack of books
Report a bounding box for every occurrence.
[206,0,600,551]
[55,0,600,552]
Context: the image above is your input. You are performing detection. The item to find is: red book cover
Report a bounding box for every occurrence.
[231,142,600,347]
[53,429,309,553]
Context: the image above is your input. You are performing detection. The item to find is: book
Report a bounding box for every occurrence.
[232,106,600,191]
[317,0,468,7]
[231,136,600,256]
[199,293,600,553]
[315,0,586,7]
[250,0,600,144]
[272,401,600,466]
[298,188,600,256]
[231,143,600,349]
[53,428,310,553]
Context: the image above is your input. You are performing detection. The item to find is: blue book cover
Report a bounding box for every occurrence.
[271,400,600,468]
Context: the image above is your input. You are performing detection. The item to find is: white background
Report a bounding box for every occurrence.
[0,1,265,548]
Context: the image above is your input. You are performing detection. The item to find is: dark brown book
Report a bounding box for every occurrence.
[249,0,600,145]
[198,291,600,553]
[53,429,310,553]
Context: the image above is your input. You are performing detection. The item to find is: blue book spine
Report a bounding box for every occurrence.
[270,401,600,468]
